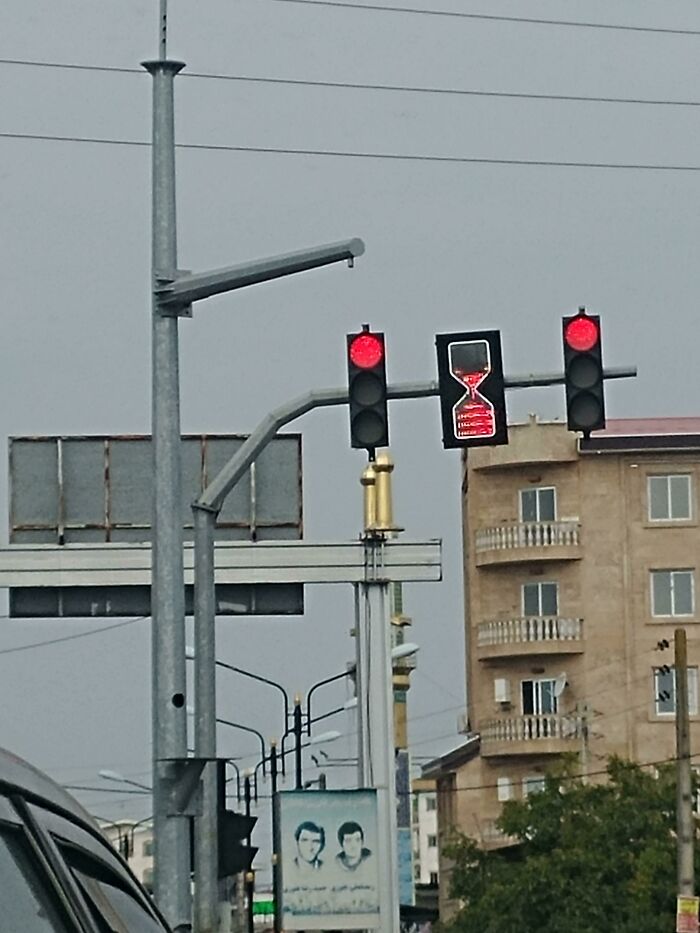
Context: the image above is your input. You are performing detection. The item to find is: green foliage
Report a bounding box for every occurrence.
[442,757,695,933]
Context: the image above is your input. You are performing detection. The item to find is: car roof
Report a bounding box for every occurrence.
[0,745,97,826]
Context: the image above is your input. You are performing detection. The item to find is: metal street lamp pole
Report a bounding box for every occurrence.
[143,54,190,933]
[293,698,303,791]
[244,773,254,933]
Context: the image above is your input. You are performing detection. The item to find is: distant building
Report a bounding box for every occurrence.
[99,818,154,893]
[411,778,439,887]
[425,416,700,919]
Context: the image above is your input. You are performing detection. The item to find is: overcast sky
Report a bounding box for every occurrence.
[1,0,699,883]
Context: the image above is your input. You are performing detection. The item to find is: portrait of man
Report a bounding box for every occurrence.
[292,820,326,872]
[335,821,372,871]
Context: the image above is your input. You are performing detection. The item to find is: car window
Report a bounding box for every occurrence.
[0,823,73,932]
[63,846,165,933]
[27,802,168,933]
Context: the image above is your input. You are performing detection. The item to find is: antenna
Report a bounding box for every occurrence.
[554,672,568,698]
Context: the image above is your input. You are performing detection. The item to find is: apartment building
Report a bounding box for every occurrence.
[100,819,154,893]
[425,415,700,917]
[411,778,439,886]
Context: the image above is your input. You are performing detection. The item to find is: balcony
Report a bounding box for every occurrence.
[476,616,584,661]
[478,820,519,850]
[480,713,581,758]
[474,521,581,566]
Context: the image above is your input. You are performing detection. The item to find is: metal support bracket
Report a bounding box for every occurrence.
[159,758,207,817]
[154,271,193,318]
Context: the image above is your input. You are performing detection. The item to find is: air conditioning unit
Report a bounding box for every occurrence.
[494,678,511,705]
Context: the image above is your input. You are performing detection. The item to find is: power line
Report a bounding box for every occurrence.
[4,57,700,109]
[0,615,148,655]
[2,131,700,172]
[263,0,700,37]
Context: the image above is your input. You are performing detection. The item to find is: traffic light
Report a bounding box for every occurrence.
[435,330,508,448]
[217,760,257,878]
[218,811,258,878]
[562,308,605,436]
[346,327,389,451]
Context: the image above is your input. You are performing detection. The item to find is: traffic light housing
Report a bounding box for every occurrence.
[216,760,257,878]
[435,330,508,448]
[346,328,389,451]
[218,811,258,878]
[562,308,605,436]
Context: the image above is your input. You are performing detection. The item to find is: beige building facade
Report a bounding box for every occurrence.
[426,415,700,917]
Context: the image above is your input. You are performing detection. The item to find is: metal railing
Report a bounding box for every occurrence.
[479,820,519,847]
[477,616,583,648]
[480,714,581,744]
[475,521,580,552]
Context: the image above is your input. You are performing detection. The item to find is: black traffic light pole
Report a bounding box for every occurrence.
[244,774,254,933]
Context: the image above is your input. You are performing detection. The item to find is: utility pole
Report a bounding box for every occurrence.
[675,628,695,896]
[143,34,191,930]
[356,452,401,933]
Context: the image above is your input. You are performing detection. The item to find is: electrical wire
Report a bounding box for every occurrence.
[0,614,149,655]
[2,131,700,172]
[4,57,700,109]
[263,0,700,37]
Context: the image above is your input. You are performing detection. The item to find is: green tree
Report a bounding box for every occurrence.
[442,757,696,933]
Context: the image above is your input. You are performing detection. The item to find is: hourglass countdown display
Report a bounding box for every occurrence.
[435,330,508,449]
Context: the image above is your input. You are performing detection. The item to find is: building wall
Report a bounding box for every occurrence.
[101,820,154,892]
[433,416,700,920]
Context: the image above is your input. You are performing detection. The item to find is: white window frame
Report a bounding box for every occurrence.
[653,666,699,716]
[521,678,558,716]
[497,776,513,802]
[648,474,692,522]
[651,569,695,617]
[519,486,557,523]
[522,581,559,617]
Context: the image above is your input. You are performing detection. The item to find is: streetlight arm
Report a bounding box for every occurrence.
[155,238,365,310]
[216,660,290,740]
[217,719,267,776]
[306,670,351,736]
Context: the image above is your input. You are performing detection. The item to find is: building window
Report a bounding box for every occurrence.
[429,871,439,886]
[522,775,546,797]
[521,678,558,715]
[651,570,694,617]
[497,776,513,802]
[520,487,556,523]
[522,582,558,616]
[142,839,154,858]
[427,834,438,849]
[654,666,699,716]
[648,474,691,521]
[426,796,437,812]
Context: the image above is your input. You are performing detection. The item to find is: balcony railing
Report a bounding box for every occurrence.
[475,520,580,553]
[480,713,581,745]
[477,616,583,648]
[478,820,519,849]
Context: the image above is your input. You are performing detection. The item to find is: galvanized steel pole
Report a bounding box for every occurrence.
[358,541,400,933]
[675,628,695,896]
[143,56,191,931]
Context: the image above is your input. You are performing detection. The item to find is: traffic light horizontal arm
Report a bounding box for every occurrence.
[505,365,636,389]
[193,367,635,512]
[155,238,365,311]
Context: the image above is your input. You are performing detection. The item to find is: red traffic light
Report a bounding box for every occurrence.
[564,315,599,352]
[349,332,384,369]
